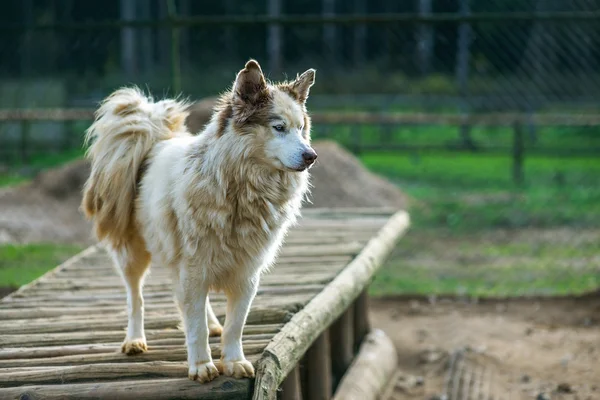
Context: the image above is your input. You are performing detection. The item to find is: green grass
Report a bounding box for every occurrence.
[361,150,600,297]
[0,244,84,289]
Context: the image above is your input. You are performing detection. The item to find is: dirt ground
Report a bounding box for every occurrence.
[371,295,600,400]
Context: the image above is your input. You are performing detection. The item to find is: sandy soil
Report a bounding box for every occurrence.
[371,295,600,400]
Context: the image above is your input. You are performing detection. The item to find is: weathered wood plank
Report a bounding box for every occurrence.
[303,331,332,400]
[0,293,314,321]
[0,324,282,348]
[0,356,261,386]
[0,334,275,360]
[0,308,291,335]
[0,377,251,400]
[2,284,325,304]
[0,342,268,368]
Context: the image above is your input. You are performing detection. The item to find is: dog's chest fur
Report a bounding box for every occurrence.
[139,136,309,289]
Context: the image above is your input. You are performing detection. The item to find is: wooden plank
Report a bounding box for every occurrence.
[330,305,355,389]
[353,290,370,351]
[0,294,314,321]
[0,377,251,400]
[0,342,268,368]
[253,211,410,400]
[0,356,261,386]
[2,285,325,304]
[0,324,283,348]
[303,331,332,400]
[0,308,291,335]
[0,334,274,360]
[280,365,303,400]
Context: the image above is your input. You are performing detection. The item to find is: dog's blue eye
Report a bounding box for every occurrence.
[273,125,285,132]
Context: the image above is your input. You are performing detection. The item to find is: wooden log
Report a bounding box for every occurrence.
[0,324,283,348]
[0,334,274,360]
[0,307,290,335]
[280,365,303,400]
[330,305,354,389]
[331,329,397,400]
[0,294,312,325]
[252,211,409,400]
[4,284,324,304]
[352,289,370,351]
[0,376,251,399]
[0,341,268,368]
[0,356,262,386]
[303,331,332,400]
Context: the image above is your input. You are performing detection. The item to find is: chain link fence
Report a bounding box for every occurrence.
[0,0,598,296]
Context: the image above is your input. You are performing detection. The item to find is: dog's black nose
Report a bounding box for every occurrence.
[302,150,318,165]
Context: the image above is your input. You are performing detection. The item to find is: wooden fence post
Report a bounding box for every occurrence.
[351,125,361,154]
[280,365,302,400]
[20,121,30,165]
[329,305,354,390]
[512,121,525,185]
[304,331,332,400]
[353,289,370,351]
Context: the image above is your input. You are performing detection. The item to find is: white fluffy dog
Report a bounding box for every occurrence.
[81,60,317,383]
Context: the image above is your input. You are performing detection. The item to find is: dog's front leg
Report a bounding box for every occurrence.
[219,277,259,378]
[176,266,219,383]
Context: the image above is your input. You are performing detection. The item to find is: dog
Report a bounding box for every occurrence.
[81,60,317,383]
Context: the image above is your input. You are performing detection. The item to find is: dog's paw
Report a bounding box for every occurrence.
[208,322,223,337]
[189,361,220,383]
[218,359,255,379]
[121,338,148,355]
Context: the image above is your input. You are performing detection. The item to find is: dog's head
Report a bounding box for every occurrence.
[223,59,317,172]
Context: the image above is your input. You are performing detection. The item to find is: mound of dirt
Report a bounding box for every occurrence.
[33,159,90,199]
[185,96,218,134]
[0,101,406,245]
[308,140,407,209]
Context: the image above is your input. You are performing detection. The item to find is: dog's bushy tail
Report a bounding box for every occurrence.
[81,87,190,246]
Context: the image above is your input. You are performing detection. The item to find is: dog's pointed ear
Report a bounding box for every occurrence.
[290,69,316,104]
[233,60,268,104]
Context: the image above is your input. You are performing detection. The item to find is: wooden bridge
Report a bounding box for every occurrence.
[0,208,409,400]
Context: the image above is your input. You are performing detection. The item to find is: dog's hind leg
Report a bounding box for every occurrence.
[109,236,151,355]
[207,296,223,337]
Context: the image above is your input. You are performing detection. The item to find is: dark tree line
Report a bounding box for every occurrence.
[0,0,598,97]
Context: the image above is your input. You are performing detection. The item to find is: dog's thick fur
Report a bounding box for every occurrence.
[81,60,316,382]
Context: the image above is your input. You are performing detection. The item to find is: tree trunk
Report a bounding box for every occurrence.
[456,0,476,150]
[416,0,433,76]
[267,0,282,76]
[224,0,236,61]
[120,0,137,79]
[520,0,561,104]
[158,0,171,71]
[353,0,366,67]
[20,0,33,77]
[138,0,153,75]
[322,0,337,66]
